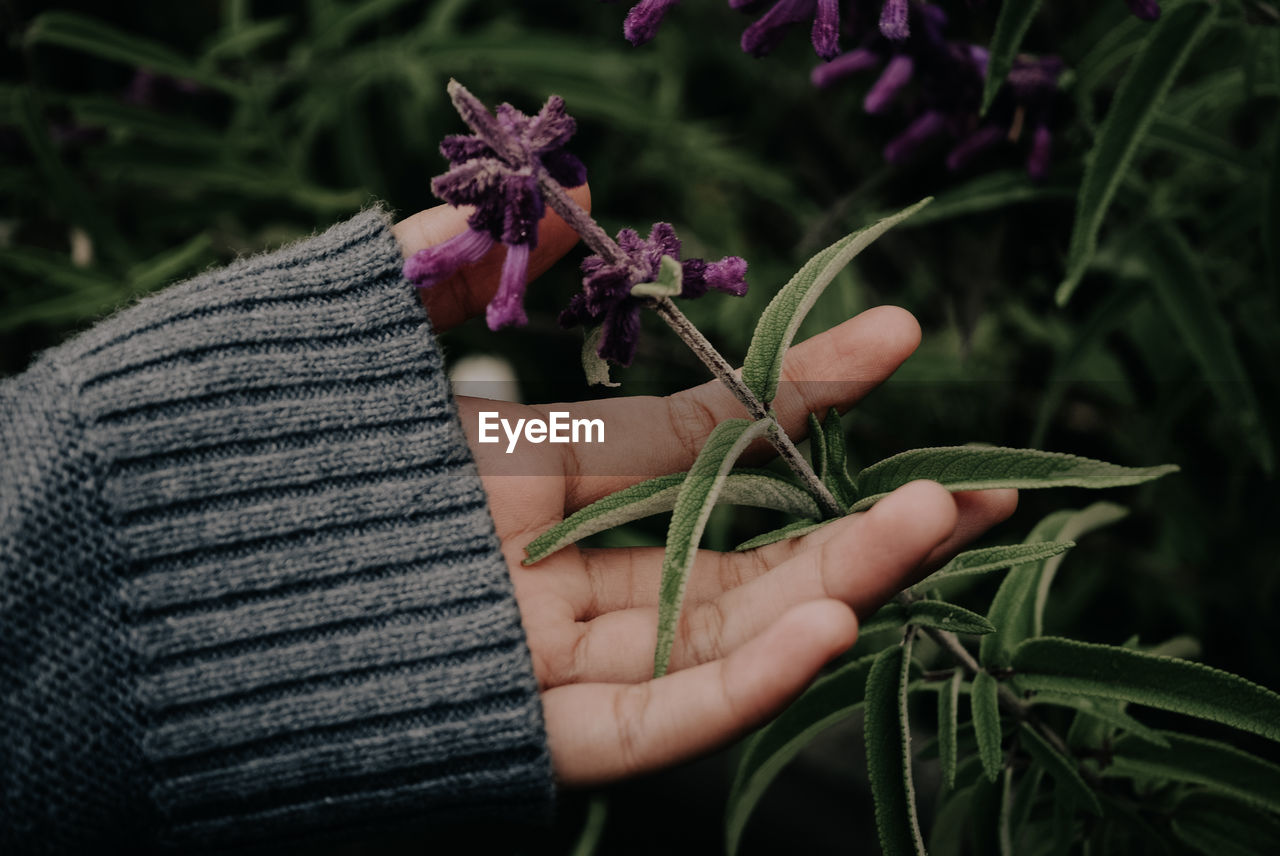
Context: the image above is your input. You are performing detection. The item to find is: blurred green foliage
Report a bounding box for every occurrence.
[2,0,1279,852]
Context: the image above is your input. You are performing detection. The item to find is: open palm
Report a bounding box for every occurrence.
[394,195,1016,787]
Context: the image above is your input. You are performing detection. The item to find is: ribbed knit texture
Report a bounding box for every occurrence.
[1,209,553,853]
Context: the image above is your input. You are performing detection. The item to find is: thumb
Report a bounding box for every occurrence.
[391,183,590,333]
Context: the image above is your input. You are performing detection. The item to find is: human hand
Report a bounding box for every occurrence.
[392,196,1017,787]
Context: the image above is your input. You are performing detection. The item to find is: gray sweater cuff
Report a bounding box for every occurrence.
[54,209,552,847]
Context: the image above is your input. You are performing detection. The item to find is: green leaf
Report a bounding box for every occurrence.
[1142,220,1273,473]
[1027,693,1168,748]
[1018,723,1101,816]
[570,793,608,856]
[732,518,826,552]
[907,600,996,636]
[851,447,1176,513]
[24,12,242,95]
[725,655,875,856]
[865,636,927,856]
[128,234,214,292]
[1013,638,1280,744]
[915,541,1076,589]
[1145,114,1263,173]
[972,671,1004,782]
[654,418,775,676]
[581,327,620,388]
[817,407,858,509]
[982,502,1127,670]
[630,254,683,298]
[860,602,908,636]
[939,670,962,790]
[1169,792,1280,856]
[981,0,1047,115]
[1267,119,1280,295]
[523,469,818,565]
[929,783,975,856]
[1106,731,1280,815]
[1057,0,1217,305]
[741,198,931,404]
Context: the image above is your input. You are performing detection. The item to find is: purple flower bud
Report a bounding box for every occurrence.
[811,0,841,61]
[812,49,881,89]
[560,222,748,365]
[1126,0,1161,21]
[411,82,589,329]
[1026,122,1053,180]
[967,44,990,78]
[946,124,1006,171]
[883,110,947,164]
[879,0,910,42]
[864,55,914,114]
[741,0,817,58]
[624,0,682,45]
[1006,55,1065,100]
[404,228,495,288]
[486,242,532,330]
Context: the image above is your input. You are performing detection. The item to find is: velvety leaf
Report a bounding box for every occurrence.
[1057,0,1217,305]
[1142,220,1273,473]
[654,418,775,676]
[997,767,1015,856]
[972,670,1004,782]
[939,670,962,790]
[741,198,931,404]
[725,655,875,856]
[1145,114,1263,173]
[907,600,996,635]
[1018,723,1101,816]
[1106,731,1280,815]
[581,327,620,388]
[978,503,1124,670]
[915,540,1076,589]
[859,602,907,636]
[523,469,818,565]
[851,447,1174,513]
[732,518,826,552]
[813,407,857,509]
[865,636,927,856]
[1013,638,1280,743]
[982,0,1047,115]
[1028,692,1168,747]
[1169,792,1280,856]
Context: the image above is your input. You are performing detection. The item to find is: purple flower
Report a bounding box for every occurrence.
[624,0,682,45]
[1026,122,1053,180]
[1126,0,1161,21]
[404,81,587,330]
[560,223,748,366]
[811,48,880,88]
[864,55,914,114]
[879,0,910,42]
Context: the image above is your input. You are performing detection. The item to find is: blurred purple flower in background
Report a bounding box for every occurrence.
[615,0,1085,179]
[404,81,587,330]
[560,223,748,366]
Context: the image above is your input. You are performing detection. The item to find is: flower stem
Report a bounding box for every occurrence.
[538,173,843,519]
[651,298,844,519]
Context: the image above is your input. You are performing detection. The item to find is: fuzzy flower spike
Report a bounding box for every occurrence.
[560,224,748,366]
[404,80,587,330]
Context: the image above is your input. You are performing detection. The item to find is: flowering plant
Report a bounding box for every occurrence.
[411,82,1280,856]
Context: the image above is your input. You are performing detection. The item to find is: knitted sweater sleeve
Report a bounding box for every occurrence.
[0,208,554,853]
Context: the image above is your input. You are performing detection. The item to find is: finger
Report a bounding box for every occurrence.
[555,305,921,511]
[542,599,858,786]
[561,481,996,621]
[917,488,1019,573]
[391,183,590,333]
[540,481,954,686]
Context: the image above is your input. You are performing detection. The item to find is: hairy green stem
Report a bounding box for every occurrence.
[538,176,844,519]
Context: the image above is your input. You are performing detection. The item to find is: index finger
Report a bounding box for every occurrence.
[551,304,921,511]
[391,183,590,332]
